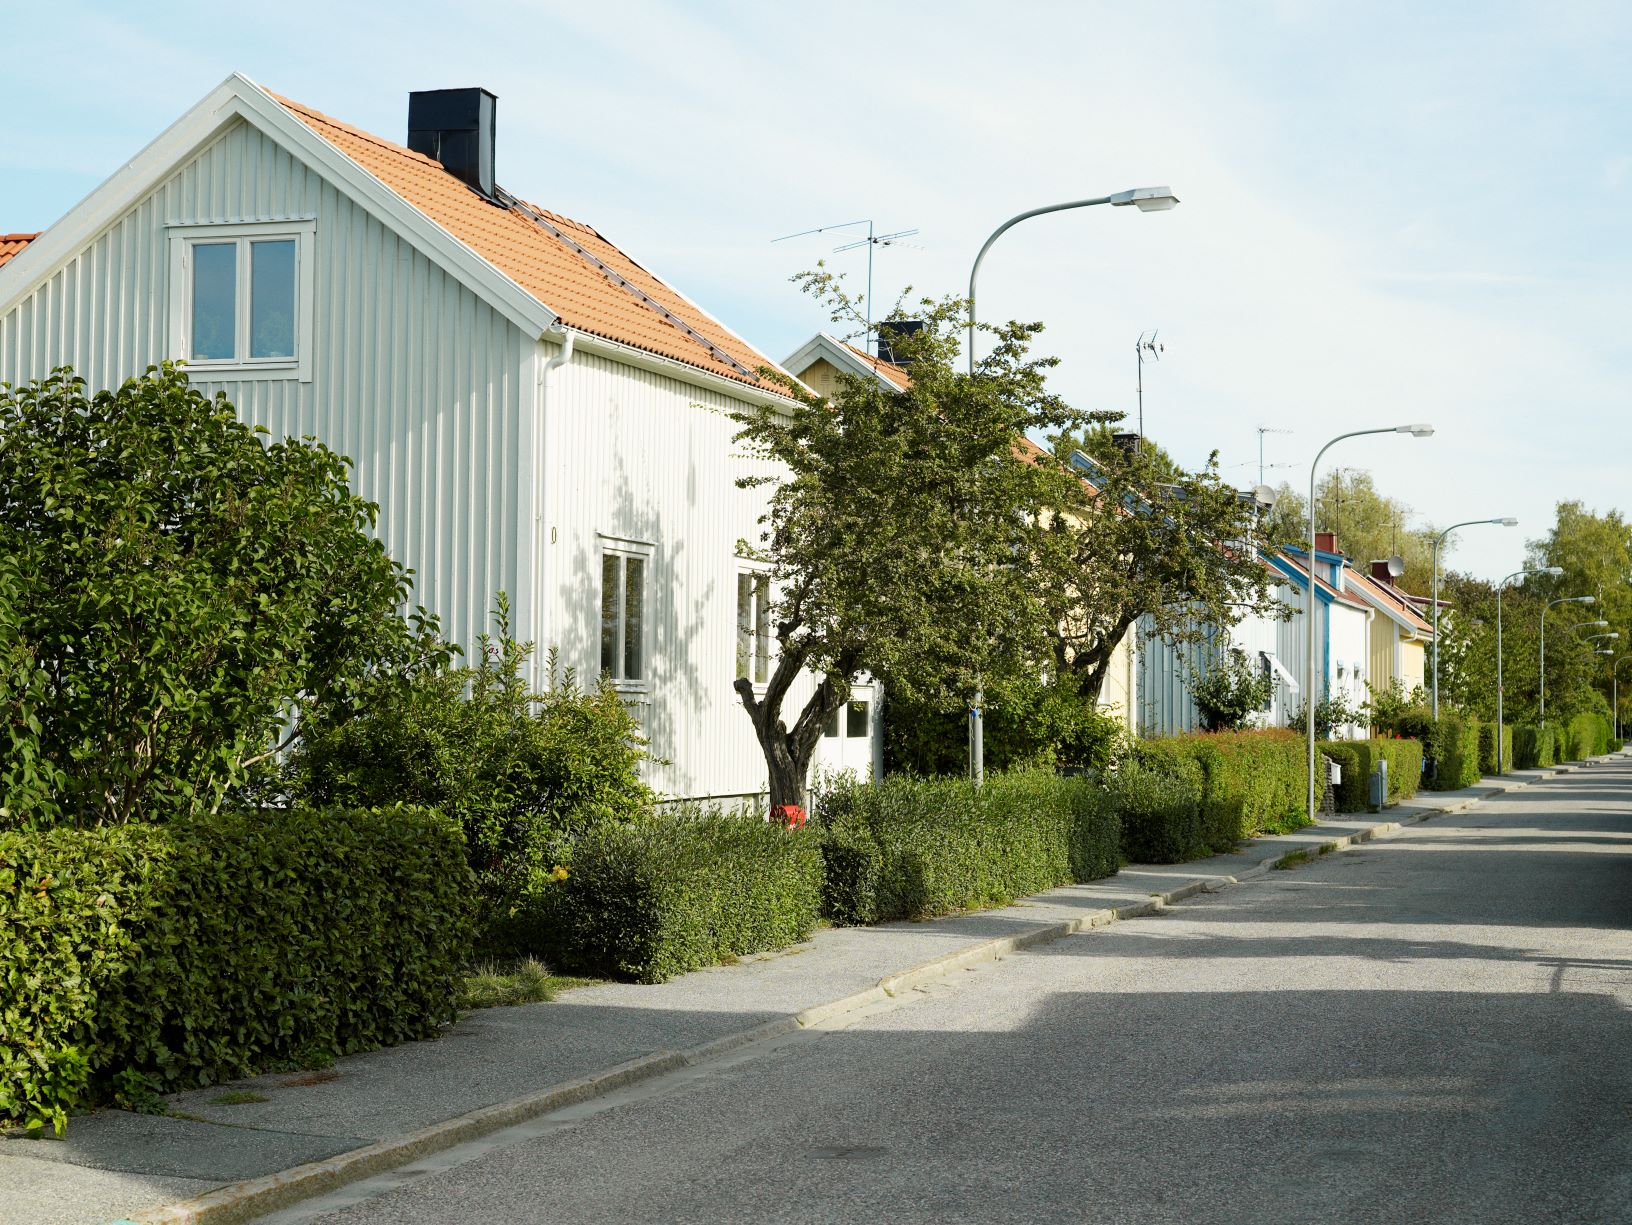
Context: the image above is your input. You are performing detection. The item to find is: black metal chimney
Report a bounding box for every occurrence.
[875,319,924,366]
[407,88,496,198]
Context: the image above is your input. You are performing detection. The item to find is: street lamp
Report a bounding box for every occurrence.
[1306,425,1434,821]
[1540,595,1596,726]
[1496,565,1562,773]
[964,186,1179,785]
[1431,517,1518,718]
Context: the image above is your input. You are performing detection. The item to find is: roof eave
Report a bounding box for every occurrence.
[0,73,560,341]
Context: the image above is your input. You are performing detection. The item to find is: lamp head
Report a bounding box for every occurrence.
[1588,620,1611,628]
[1395,423,1435,437]
[1109,186,1180,212]
[1545,566,1564,576]
[1581,595,1598,605]
[1497,517,1519,527]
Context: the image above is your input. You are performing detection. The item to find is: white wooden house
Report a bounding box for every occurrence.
[0,73,853,801]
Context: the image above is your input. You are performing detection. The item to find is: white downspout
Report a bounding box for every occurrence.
[532,327,576,692]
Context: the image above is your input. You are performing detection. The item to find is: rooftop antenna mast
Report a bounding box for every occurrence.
[773,219,919,355]
[1135,331,1163,438]
[1257,425,1293,488]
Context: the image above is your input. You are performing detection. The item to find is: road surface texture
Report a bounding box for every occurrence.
[269,761,1632,1225]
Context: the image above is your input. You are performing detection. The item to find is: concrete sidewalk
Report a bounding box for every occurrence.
[1,756,1614,1225]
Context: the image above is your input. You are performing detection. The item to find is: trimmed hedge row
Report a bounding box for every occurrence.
[1478,722,1515,775]
[1513,723,1554,769]
[817,770,1120,925]
[1427,713,1481,791]
[1133,730,1310,854]
[552,810,823,985]
[1,808,472,1135]
[1317,738,1425,811]
[1111,758,1205,863]
[1568,712,1612,760]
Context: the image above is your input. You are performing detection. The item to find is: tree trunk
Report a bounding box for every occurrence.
[733,653,850,815]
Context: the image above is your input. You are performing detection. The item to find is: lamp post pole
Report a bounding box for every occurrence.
[963,186,1178,786]
[1431,517,1517,718]
[1614,655,1632,740]
[1306,425,1434,822]
[1496,566,1561,774]
[1540,595,1596,727]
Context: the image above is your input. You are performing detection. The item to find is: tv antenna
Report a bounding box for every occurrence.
[1256,425,1293,487]
[773,219,919,356]
[1135,331,1163,438]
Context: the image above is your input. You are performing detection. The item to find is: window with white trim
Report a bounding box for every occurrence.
[600,546,649,686]
[736,570,771,684]
[168,221,315,380]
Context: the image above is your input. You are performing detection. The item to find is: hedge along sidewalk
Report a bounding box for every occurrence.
[29,761,1615,1225]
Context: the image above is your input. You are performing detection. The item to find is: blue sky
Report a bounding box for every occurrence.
[5,1,1629,583]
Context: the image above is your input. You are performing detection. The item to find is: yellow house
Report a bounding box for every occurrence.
[1342,556,1433,698]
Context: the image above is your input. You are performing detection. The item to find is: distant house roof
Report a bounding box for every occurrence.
[273,94,788,392]
[781,332,914,393]
[1346,566,1434,636]
[1273,550,1370,611]
[0,234,38,269]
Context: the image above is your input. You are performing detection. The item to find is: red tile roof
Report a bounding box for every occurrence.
[1347,567,1434,635]
[1275,551,1370,611]
[0,233,39,269]
[838,339,914,391]
[274,94,787,393]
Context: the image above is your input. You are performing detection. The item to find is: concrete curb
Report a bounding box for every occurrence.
[127,756,1598,1225]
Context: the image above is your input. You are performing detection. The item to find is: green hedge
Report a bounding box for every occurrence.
[817,770,1120,925]
[1,808,472,1135]
[1318,742,1368,812]
[1514,724,1553,769]
[1113,757,1206,863]
[1374,738,1424,801]
[1135,730,1309,852]
[1567,712,1612,760]
[1554,723,1572,763]
[1427,714,1481,790]
[1478,722,1515,775]
[554,810,822,984]
[1317,737,1423,810]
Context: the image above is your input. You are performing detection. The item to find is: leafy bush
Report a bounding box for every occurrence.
[1320,737,1422,809]
[1188,649,1274,732]
[1554,722,1572,763]
[0,366,435,830]
[290,603,652,936]
[1319,741,1367,812]
[550,809,822,984]
[882,673,1126,776]
[1513,723,1554,769]
[0,808,471,1135]
[1289,690,1367,739]
[1137,730,1308,849]
[1428,713,1481,790]
[1478,721,1515,775]
[1567,712,1611,759]
[1374,738,1423,801]
[1111,757,1205,864]
[816,770,1120,925]
[1366,678,1428,736]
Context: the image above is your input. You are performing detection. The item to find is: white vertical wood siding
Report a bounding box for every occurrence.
[0,118,533,664]
[542,343,823,800]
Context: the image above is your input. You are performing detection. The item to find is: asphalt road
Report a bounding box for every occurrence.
[273,762,1632,1225]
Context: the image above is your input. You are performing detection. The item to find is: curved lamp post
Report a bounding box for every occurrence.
[1496,565,1562,773]
[1540,595,1596,726]
[1431,517,1517,718]
[1307,425,1434,821]
[963,186,1179,785]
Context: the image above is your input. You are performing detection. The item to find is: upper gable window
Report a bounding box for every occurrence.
[167,221,315,380]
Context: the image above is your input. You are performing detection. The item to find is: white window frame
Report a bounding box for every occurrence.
[598,537,654,693]
[167,220,316,382]
[735,561,773,690]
